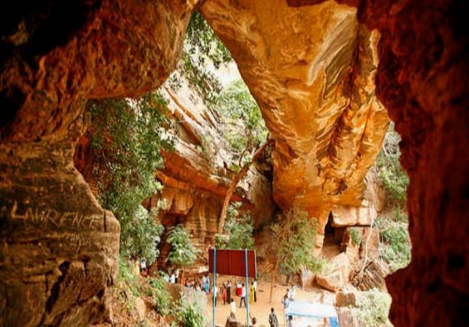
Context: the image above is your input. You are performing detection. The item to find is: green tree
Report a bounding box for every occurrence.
[212,79,268,165]
[166,225,199,268]
[376,123,409,202]
[269,208,324,302]
[87,92,173,264]
[168,10,232,103]
[214,203,255,250]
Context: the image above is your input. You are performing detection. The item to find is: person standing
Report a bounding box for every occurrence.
[281,294,290,325]
[222,283,227,305]
[240,283,247,308]
[253,279,258,302]
[175,268,180,284]
[213,284,218,306]
[230,299,236,317]
[250,282,255,304]
[236,280,242,297]
[206,274,211,294]
[227,280,232,303]
[269,308,279,327]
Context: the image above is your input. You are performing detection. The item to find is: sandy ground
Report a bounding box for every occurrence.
[205,278,330,327]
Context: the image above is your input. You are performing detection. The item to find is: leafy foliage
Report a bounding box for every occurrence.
[185,11,231,69]
[88,92,173,264]
[379,221,411,272]
[376,123,409,202]
[147,276,172,316]
[214,203,255,250]
[349,227,363,246]
[351,289,392,327]
[211,79,268,164]
[166,225,199,267]
[171,294,208,327]
[169,11,232,103]
[271,208,325,275]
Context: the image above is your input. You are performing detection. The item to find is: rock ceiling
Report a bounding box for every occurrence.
[201,0,389,218]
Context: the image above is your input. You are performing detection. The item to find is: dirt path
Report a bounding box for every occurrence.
[205,278,332,327]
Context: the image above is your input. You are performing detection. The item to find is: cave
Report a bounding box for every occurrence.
[0,0,468,326]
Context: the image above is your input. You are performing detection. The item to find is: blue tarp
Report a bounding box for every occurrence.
[285,301,339,326]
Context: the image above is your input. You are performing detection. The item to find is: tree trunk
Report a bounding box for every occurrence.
[269,258,279,303]
[218,139,273,233]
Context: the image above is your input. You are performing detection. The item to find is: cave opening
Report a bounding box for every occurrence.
[0,1,467,326]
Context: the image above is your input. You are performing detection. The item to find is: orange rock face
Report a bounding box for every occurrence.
[290,0,469,326]
[0,1,197,325]
[146,80,276,266]
[201,0,389,250]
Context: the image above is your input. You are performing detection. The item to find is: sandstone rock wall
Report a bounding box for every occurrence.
[201,0,389,252]
[0,1,197,325]
[147,78,276,267]
[290,0,469,326]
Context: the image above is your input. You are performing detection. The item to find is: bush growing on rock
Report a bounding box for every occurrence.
[351,289,392,326]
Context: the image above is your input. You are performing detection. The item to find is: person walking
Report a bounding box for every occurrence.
[240,283,247,308]
[268,308,280,327]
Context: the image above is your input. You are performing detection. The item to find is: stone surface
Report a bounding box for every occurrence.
[143,78,275,268]
[201,0,389,231]
[351,259,390,292]
[316,253,351,292]
[0,141,120,326]
[0,0,197,325]
[290,0,469,325]
[336,289,358,307]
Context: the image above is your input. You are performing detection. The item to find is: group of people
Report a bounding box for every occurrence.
[211,279,257,308]
[180,274,211,293]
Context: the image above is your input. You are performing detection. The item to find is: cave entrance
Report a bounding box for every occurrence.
[322,211,344,260]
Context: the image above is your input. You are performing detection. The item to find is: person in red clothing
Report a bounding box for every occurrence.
[222,282,227,305]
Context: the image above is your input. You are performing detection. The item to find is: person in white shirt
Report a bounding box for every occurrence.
[240,283,247,308]
[230,299,236,317]
[213,285,218,306]
[169,273,175,284]
[289,285,296,301]
[175,268,180,284]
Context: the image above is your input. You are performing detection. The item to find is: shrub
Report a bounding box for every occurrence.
[147,277,171,316]
[352,289,392,326]
[380,222,411,271]
[349,227,363,246]
[171,294,208,327]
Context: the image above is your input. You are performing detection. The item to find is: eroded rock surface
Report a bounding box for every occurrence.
[290,0,469,326]
[201,0,389,251]
[147,79,275,266]
[0,0,197,325]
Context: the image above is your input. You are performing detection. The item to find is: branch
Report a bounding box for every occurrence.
[217,139,274,233]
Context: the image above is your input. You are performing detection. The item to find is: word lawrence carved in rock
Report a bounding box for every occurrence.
[1,201,97,230]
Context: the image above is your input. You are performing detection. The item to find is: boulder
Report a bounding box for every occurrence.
[316,253,351,292]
